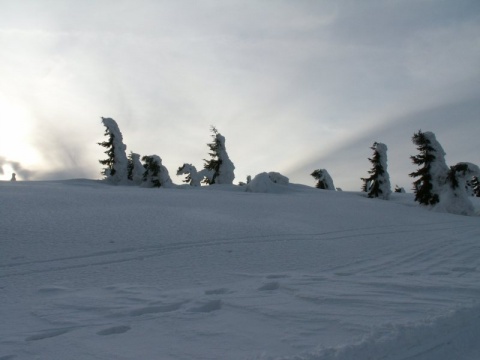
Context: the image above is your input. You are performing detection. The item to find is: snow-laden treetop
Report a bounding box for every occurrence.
[101,117,125,144]
[422,131,449,180]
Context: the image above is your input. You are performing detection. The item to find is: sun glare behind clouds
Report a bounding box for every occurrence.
[0,96,42,179]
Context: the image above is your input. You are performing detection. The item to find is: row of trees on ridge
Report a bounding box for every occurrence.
[98,118,235,188]
[98,118,479,216]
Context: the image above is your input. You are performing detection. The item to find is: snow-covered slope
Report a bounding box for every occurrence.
[1,180,479,360]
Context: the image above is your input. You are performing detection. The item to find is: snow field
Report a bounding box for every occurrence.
[1,180,479,359]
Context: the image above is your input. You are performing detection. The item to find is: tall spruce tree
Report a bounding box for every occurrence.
[361,142,391,199]
[310,169,335,190]
[98,117,129,184]
[203,126,235,185]
[409,131,449,205]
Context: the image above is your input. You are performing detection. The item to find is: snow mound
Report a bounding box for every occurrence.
[246,172,289,193]
[296,304,480,360]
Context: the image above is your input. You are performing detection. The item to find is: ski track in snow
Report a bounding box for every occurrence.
[1,222,473,278]
[1,181,480,359]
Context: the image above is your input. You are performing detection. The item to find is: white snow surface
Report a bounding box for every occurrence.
[267,172,289,186]
[1,180,480,360]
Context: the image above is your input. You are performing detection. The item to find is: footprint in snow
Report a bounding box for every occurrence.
[128,302,183,317]
[265,274,289,279]
[37,286,70,294]
[0,355,17,360]
[334,272,353,277]
[188,300,222,313]
[429,271,450,276]
[452,266,476,273]
[25,328,70,342]
[258,281,280,291]
[204,288,230,295]
[96,325,131,336]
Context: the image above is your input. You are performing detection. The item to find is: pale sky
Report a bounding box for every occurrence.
[1,0,479,190]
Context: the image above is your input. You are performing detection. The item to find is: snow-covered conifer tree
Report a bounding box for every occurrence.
[472,176,480,197]
[127,152,144,185]
[361,142,391,199]
[438,162,480,215]
[311,169,335,190]
[203,127,235,185]
[465,178,474,196]
[177,163,213,186]
[394,185,406,193]
[98,117,129,184]
[141,155,172,188]
[409,131,449,205]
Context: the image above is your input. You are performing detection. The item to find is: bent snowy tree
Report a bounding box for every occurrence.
[311,169,335,190]
[203,127,235,185]
[141,155,172,188]
[98,117,129,184]
[361,142,391,199]
[409,131,479,216]
[409,131,449,206]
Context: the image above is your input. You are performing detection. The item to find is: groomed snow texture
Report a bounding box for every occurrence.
[1,180,480,360]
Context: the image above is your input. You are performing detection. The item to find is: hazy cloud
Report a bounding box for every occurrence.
[0,156,36,180]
